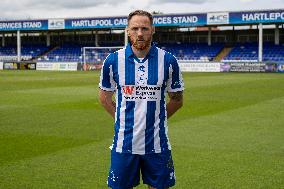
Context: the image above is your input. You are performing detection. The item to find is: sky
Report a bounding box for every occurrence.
[0,0,283,20]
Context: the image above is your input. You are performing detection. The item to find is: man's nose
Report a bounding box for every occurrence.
[137,28,143,36]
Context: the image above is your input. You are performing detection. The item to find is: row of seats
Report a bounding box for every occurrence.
[38,45,82,62]
[0,43,283,63]
[222,42,284,62]
[0,45,49,61]
[157,43,224,61]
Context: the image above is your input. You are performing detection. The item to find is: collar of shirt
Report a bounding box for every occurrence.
[125,42,157,63]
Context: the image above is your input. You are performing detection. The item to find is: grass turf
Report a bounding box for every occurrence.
[0,70,283,188]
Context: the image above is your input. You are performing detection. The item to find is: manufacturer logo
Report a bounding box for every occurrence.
[207,12,229,25]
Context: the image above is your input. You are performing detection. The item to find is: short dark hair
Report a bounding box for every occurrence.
[128,10,153,25]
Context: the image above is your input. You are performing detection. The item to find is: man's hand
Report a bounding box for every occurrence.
[99,89,116,119]
[167,91,183,119]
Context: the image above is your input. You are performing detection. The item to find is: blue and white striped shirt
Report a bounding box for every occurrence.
[99,43,184,154]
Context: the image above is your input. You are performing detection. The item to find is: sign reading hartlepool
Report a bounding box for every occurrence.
[230,10,284,24]
[69,18,127,28]
[242,11,284,21]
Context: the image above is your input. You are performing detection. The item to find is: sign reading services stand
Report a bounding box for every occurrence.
[0,20,48,31]
[153,14,207,27]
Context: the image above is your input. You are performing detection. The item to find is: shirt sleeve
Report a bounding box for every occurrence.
[166,54,184,92]
[99,53,116,92]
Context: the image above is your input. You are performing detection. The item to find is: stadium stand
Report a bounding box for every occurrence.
[1,42,283,63]
[222,42,284,63]
[37,44,82,62]
[157,43,224,62]
[0,45,50,61]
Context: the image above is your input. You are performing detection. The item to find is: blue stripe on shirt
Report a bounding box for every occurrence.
[145,101,156,153]
[125,55,135,85]
[158,87,168,151]
[101,54,113,89]
[122,101,135,153]
[148,53,158,85]
[165,52,181,90]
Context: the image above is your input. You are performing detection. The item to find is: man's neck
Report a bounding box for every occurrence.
[131,45,151,58]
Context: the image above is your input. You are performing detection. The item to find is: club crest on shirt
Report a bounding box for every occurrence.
[137,65,147,85]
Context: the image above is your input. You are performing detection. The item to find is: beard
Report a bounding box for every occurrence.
[130,36,152,51]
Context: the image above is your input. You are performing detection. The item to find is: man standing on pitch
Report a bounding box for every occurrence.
[99,10,184,189]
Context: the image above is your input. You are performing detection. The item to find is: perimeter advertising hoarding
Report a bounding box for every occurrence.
[179,62,221,72]
[3,63,17,70]
[277,64,284,73]
[265,63,278,72]
[230,62,266,72]
[19,62,36,70]
[0,62,3,70]
[36,62,77,71]
[3,62,36,70]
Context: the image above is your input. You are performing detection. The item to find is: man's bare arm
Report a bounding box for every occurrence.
[167,91,183,119]
[99,89,116,119]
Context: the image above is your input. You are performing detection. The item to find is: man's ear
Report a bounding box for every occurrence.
[126,27,130,36]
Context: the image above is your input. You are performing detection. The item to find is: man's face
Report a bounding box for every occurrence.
[127,15,155,51]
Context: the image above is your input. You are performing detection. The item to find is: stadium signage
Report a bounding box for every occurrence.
[0,20,48,31]
[207,12,229,25]
[230,10,284,24]
[277,64,284,73]
[153,14,206,26]
[48,19,65,30]
[36,62,77,71]
[65,17,128,29]
[0,9,283,31]
[229,62,266,72]
[65,14,206,29]
[154,16,198,24]
[178,62,221,72]
[242,12,284,21]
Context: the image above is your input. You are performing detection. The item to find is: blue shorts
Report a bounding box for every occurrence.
[107,150,175,189]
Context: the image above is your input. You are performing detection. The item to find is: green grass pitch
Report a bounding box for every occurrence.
[0,70,283,189]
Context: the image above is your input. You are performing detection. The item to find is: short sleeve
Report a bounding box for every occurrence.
[166,54,184,92]
[99,53,116,91]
